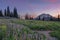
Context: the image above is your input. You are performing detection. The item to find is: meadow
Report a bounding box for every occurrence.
[12,19,60,40]
[12,20,60,31]
[0,19,60,40]
[0,19,45,40]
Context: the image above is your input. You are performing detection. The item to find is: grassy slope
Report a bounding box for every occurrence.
[0,19,46,40]
[0,19,60,40]
[12,20,60,31]
[11,20,60,40]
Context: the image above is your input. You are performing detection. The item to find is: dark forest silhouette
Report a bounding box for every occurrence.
[25,13,60,21]
[0,6,18,18]
[0,6,60,21]
[25,14,33,20]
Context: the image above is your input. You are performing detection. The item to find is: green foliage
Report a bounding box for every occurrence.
[50,31,60,40]
[0,24,7,40]
[12,20,60,31]
[1,19,60,40]
[11,20,60,40]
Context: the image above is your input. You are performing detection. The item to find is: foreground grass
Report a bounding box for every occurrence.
[11,20,60,40]
[0,19,45,40]
[50,31,60,40]
[0,24,7,40]
[11,20,60,31]
[0,19,60,40]
[0,24,42,40]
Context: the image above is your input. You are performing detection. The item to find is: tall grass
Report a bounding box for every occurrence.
[11,20,60,31]
[11,20,60,40]
[0,21,45,40]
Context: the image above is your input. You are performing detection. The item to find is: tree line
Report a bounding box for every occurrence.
[25,13,60,21]
[0,6,18,18]
[25,14,33,20]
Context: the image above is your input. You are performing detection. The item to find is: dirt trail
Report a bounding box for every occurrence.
[35,31,57,40]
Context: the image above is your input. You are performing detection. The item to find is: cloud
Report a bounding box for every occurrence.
[44,0,59,3]
[49,0,57,3]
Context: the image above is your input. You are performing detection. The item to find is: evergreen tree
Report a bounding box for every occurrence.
[10,12,14,17]
[58,14,60,21]
[38,16,41,20]
[43,17,44,21]
[29,15,33,20]
[30,16,33,20]
[50,16,52,21]
[25,14,29,19]
[4,9,7,16]
[6,6,10,17]
[0,10,3,17]
[13,7,18,18]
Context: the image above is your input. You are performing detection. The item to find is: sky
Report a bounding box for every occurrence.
[0,0,60,17]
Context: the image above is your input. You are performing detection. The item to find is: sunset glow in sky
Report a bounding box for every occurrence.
[0,0,60,17]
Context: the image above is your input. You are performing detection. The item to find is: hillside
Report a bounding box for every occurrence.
[0,19,59,40]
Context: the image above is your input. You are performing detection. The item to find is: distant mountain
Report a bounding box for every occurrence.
[34,13,57,21]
